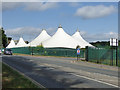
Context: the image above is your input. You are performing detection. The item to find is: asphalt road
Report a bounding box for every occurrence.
[2,55,119,88]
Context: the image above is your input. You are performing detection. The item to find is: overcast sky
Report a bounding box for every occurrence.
[2,2,118,42]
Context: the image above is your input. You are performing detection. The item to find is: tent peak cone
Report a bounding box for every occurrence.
[29,29,51,46]
[42,26,80,49]
[58,24,62,28]
[16,37,29,47]
[76,28,80,32]
[6,39,16,48]
[72,31,94,48]
[42,29,46,31]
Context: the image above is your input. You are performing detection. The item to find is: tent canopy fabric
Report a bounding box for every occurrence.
[72,30,93,48]
[8,26,94,49]
[42,26,80,49]
[29,29,51,47]
[16,37,29,47]
[6,40,16,48]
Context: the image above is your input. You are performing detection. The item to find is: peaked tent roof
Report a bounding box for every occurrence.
[29,29,51,46]
[6,40,16,48]
[16,37,29,47]
[42,25,80,49]
[72,30,93,48]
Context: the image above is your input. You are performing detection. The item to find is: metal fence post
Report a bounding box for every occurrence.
[86,46,88,61]
[116,46,118,66]
[111,47,113,66]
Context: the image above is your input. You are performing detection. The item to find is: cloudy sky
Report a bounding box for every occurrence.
[2,2,118,42]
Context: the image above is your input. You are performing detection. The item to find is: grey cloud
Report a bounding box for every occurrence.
[5,27,56,41]
[6,27,118,42]
[81,31,118,42]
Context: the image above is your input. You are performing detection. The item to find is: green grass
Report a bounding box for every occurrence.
[2,63,40,88]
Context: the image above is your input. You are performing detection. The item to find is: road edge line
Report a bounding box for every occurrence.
[2,61,45,88]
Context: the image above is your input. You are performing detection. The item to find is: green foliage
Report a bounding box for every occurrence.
[76,45,80,49]
[37,44,44,49]
[0,28,2,49]
[0,27,7,48]
[90,41,110,48]
[118,40,120,47]
[90,40,120,48]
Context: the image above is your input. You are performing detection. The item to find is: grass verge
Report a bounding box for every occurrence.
[13,53,82,59]
[2,63,40,88]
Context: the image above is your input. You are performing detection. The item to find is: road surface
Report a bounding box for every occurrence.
[2,55,119,88]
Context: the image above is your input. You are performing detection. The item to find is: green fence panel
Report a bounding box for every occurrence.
[118,47,120,67]
[10,46,120,67]
[11,47,31,55]
[11,47,85,58]
[86,46,119,66]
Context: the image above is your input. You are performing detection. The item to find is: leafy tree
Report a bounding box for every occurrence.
[37,43,44,49]
[0,28,2,48]
[0,27,7,48]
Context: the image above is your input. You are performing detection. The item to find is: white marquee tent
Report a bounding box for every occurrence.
[42,25,80,49]
[29,29,51,47]
[8,26,94,49]
[16,37,29,47]
[6,40,16,48]
[72,30,93,48]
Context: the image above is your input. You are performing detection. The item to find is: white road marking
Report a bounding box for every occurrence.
[43,63,52,66]
[70,73,119,88]
[45,67,55,70]
[29,60,33,61]
[12,59,118,88]
[57,66,62,67]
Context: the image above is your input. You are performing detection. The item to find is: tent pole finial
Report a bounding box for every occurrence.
[42,28,46,31]
[77,28,79,32]
[58,24,62,28]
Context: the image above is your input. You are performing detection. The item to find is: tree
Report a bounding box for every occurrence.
[0,28,2,49]
[0,27,7,48]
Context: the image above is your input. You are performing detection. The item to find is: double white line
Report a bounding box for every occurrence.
[70,73,119,88]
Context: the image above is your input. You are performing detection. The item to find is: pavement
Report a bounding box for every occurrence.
[2,55,119,88]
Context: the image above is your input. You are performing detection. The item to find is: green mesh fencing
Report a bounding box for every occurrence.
[10,46,120,66]
[11,47,85,58]
[86,46,120,66]
[118,47,120,67]
[11,47,31,55]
